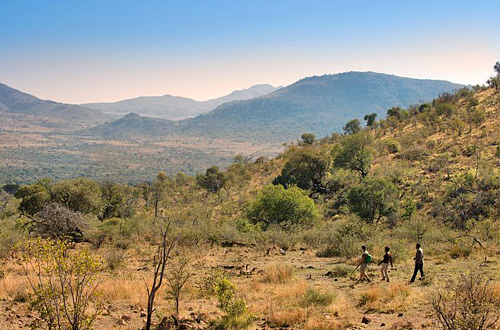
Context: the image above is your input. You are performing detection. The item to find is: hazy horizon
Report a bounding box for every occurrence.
[1,0,499,103]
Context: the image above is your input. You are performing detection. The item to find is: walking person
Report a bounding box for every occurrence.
[357,245,371,282]
[378,246,393,282]
[410,243,424,283]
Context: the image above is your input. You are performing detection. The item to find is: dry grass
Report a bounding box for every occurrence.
[98,278,146,306]
[261,263,295,284]
[0,275,30,300]
[358,280,416,312]
[305,318,342,330]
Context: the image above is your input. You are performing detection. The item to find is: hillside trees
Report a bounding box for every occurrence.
[51,178,102,215]
[334,131,373,178]
[343,119,361,135]
[432,173,500,231]
[246,185,319,230]
[196,166,227,193]
[347,177,398,223]
[364,113,377,127]
[299,133,317,146]
[273,146,330,192]
[99,182,134,220]
[15,182,51,216]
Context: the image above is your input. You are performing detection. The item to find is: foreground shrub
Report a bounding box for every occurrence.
[213,277,253,329]
[432,271,500,330]
[316,218,370,259]
[246,185,320,230]
[20,238,102,330]
[300,287,334,318]
[325,265,350,278]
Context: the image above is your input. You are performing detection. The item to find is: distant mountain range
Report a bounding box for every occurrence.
[0,82,109,129]
[82,84,279,120]
[86,72,464,141]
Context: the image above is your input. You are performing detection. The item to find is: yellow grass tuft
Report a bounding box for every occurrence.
[261,263,295,284]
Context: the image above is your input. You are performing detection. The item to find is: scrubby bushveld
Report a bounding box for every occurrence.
[0,62,499,329]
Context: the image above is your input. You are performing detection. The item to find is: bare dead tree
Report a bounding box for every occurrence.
[145,221,177,330]
[432,270,500,330]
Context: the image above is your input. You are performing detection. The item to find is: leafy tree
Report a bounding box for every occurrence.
[343,119,361,135]
[196,166,227,193]
[334,132,373,178]
[494,61,500,76]
[15,183,51,216]
[51,178,102,215]
[364,113,377,127]
[299,133,317,146]
[435,103,455,117]
[488,76,500,92]
[347,177,398,223]
[387,106,404,120]
[273,147,330,191]
[99,182,128,220]
[246,184,319,230]
[432,173,499,231]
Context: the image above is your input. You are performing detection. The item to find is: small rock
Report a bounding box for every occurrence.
[121,315,131,321]
[398,313,404,317]
[361,316,371,324]
[140,311,147,317]
[381,323,386,327]
[117,318,127,326]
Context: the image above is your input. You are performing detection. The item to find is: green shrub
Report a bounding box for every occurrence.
[450,243,472,259]
[300,287,334,316]
[212,277,253,329]
[347,177,399,224]
[385,139,401,154]
[246,185,320,230]
[316,217,371,259]
[326,265,350,278]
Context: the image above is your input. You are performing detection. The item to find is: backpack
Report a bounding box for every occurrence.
[364,252,372,264]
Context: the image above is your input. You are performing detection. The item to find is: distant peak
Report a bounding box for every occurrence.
[123,112,141,119]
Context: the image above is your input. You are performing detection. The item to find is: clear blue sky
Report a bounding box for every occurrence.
[0,0,499,103]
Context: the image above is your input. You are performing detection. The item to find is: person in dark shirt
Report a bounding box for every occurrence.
[378,246,394,282]
[410,243,424,283]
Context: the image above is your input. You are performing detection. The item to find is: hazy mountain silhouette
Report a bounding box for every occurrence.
[86,72,464,141]
[0,82,109,128]
[83,84,279,120]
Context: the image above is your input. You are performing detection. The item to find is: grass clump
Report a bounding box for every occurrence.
[262,263,295,284]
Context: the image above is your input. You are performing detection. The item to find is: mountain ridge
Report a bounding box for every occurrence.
[0,82,110,129]
[82,84,279,119]
[85,71,464,142]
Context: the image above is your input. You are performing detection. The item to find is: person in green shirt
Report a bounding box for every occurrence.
[357,245,371,282]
